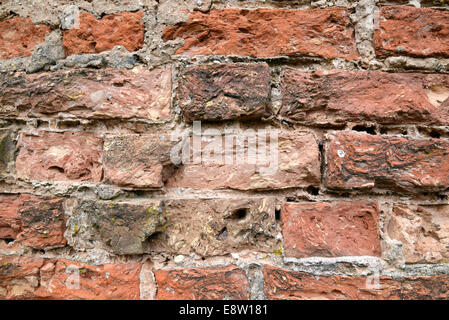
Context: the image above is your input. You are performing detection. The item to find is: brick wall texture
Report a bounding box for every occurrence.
[0,0,449,300]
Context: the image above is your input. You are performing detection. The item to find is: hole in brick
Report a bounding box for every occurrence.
[58,120,81,129]
[306,186,319,196]
[144,231,164,246]
[216,227,228,240]
[48,166,64,173]
[39,249,45,254]
[231,208,248,220]
[352,124,376,135]
[380,127,408,135]
[3,238,14,244]
[275,209,281,221]
[430,130,441,139]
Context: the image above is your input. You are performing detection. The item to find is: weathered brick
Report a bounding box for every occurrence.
[282,201,380,258]
[0,17,50,60]
[374,6,449,58]
[281,69,449,125]
[178,63,271,122]
[0,67,171,121]
[0,255,141,300]
[66,199,165,255]
[325,131,449,193]
[163,8,359,60]
[263,266,449,300]
[63,11,145,56]
[0,194,26,239]
[167,130,321,190]
[155,266,249,300]
[387,204,449,263]
[16,131,103,183]
[0,255,43,299]
[147,198,280,256]
[103,134,177,188]
[0,194,66,249]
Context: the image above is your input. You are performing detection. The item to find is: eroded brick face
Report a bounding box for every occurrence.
[166,130,321,190]
[154,266,249,300]
[0,17,50,59]
[103,134,177,188]
[0,255,141,300]
[163,8,359,60]
[147,198,281,256]
[325,131,449,193]
[0,195,66,249]
[263,266,449,300]
[63,11,145,56]
[282,201,381,258]
[177,63,271,122]
[374,6,449,58]
[387,204,449,264]
[281,69,449,125]
[0,67,172,121]
[16,131,103,182]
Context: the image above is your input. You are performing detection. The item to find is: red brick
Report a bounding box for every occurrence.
[282,201,380,258]
[0,67,171,121]
[0,255,43,299]
[387,204,449,263]
[17,197,66,249]
[16,131,103,183]
[103,134,177,188]
[325,131,449,193]
[154,266,249,300]
[0,194,26,239]
[374,6,449,58]
[167,130,321,190]
[263,266,449,300]
[281,69,449,125]
[0,17,50,59]
[63,11,145,56]
[178,63,271,122]
[163,8,359,60]
[0,255,141,300]
[0,194,66,249]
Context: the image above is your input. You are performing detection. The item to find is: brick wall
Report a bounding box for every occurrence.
[0,0,448,300]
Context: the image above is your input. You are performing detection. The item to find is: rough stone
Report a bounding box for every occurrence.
[0,129,13,176]
[178,63,271,122]
[16,131,103,182]
[26,31,66,73]
[282,201,381,258]
[154,265,249,300]
[163,8,359,60]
